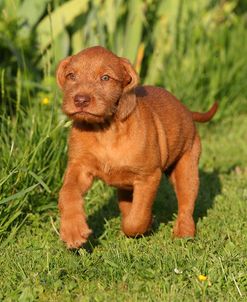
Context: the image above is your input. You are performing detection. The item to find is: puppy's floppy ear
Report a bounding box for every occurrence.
[56,56,72,89]
[117,58,139,121]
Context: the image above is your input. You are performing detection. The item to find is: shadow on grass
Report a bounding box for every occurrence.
[86,192,118,251]
[153,169,222,229]
[85,169,221,251]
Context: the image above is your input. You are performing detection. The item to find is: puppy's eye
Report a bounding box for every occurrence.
[66,73,76,81]
[101,75,110,81]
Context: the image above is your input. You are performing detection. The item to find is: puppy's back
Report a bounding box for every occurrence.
[135,85,197,167]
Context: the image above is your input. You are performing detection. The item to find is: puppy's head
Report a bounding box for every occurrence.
[56,46,139,123]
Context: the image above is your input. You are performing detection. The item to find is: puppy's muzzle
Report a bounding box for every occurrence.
[74,94,91,108]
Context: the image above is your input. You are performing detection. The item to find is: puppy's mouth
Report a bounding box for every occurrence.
[65,109,108,124]
[69,110,102,118]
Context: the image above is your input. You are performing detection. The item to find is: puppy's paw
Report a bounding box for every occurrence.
[121,215,153,237]
[60,214,92,249]
[173,215,195,238]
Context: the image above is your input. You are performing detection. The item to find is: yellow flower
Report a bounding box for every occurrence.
[42,97,49,105]
[198,274,207,281]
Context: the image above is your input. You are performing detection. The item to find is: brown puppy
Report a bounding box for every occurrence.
[56,46,218,249]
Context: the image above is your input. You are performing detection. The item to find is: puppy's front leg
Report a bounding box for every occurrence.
[59,163,93,249]
[121,170,162,237]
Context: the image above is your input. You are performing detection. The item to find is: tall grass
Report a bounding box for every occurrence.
[0,82,66,241]
[0,0,247,239]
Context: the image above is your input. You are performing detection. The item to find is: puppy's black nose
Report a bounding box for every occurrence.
[74,94,91,108]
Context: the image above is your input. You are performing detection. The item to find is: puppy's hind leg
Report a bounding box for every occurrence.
[169,134,201,238]
[120,170,162,237]
[118,189,133,219]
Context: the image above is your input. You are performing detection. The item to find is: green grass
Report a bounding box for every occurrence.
[0,115,246,301]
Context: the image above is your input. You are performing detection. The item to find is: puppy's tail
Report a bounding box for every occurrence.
[192,102,218,123]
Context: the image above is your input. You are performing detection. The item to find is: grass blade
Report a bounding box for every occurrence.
[0,184,39,205]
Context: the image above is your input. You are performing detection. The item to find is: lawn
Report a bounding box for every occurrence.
[0,114,246,301]
[1,1,247,301]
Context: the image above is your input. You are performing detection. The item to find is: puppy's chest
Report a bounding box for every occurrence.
[92,143,138,188]
[72,128,152,188]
